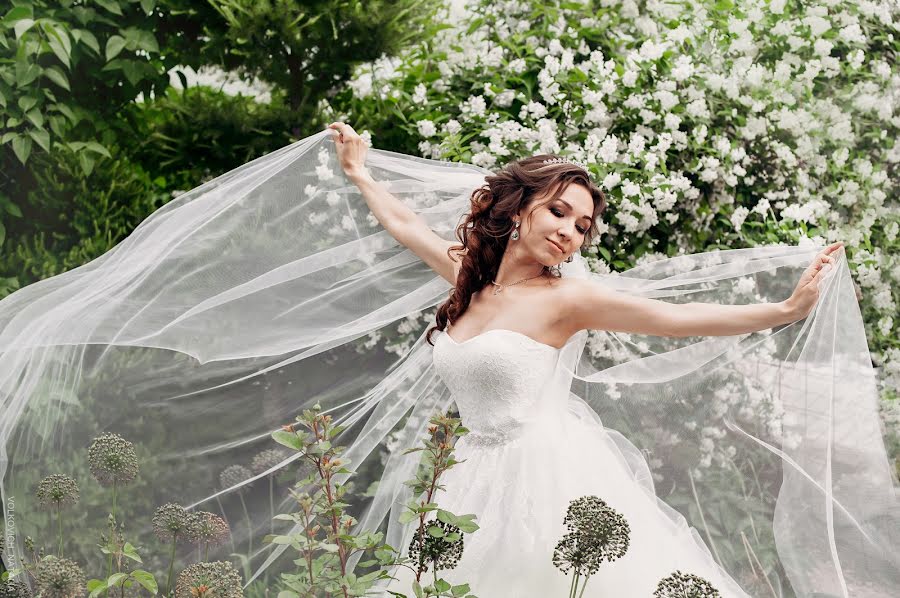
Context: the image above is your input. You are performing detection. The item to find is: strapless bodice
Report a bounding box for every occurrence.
[432,329,565,446]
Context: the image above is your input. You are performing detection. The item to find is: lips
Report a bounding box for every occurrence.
[547,239,564,253]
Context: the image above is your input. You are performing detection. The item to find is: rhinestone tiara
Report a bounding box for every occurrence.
[542,156,589,171]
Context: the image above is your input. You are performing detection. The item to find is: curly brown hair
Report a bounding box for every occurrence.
[425,155,607,345]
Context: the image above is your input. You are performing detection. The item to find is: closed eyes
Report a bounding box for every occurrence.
[550,207,588,234]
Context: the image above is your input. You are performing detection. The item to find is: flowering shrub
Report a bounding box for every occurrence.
[322,0,899,456]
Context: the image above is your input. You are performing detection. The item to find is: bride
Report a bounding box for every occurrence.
[1,120,894,598]
[326,122,841,597]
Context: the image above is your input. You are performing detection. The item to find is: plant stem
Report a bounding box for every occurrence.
[577,573,591,598]
[56,502,63,557]
[166,537,177,596]
[105,481,118,598]
[269,476,275,537]
[215,495,236,555]
[238,492,253,559]
[688,468,725,567]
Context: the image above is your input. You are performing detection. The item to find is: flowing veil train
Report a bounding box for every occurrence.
[0,129,897,596]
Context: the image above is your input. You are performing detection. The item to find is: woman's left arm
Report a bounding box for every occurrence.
[565,242,844,338]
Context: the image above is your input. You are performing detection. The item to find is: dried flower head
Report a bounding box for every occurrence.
[152,503,199,543]
[250,448,287,475]
[88,433,139,487]
[174,561,243,598]
[36,474,80,508]
[0,577,33,598]
[407,520,464,573]
[186,512,231,546]
[34,557,86,598]
[552,495,630,576]
[654,570,721,597]
[218,465,252,491]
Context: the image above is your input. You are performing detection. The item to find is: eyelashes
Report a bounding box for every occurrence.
[550,207,587,234]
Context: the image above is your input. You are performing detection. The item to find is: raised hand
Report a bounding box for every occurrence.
[326,121,369,180]
[786,241,844,320]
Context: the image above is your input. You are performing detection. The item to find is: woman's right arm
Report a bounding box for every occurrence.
[327,122,464,285]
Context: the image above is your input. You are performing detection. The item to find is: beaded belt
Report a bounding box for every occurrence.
[462,427,521,447]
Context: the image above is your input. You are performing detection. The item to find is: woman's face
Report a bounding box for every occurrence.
[517,183,594,266]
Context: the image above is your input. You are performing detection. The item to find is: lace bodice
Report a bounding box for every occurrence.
[432,328,565,446]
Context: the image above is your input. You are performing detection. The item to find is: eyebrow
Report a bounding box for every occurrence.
[556,199,593,224]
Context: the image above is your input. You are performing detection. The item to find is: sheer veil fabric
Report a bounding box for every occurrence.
[0,129,897,596]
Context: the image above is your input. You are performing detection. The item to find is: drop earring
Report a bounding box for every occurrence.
[565,254,574,263]
[510,220,520,241]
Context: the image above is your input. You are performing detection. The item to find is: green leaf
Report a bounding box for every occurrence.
[120,60,142,86]
[106,35,126,61]
[43,23,71,69]
[451,583,471,596]
[413,581,424,598]
[107,573,128,587]
[11,135,31,164]
[43,65,70,90]
[0,194,23,218]
[76,29,100,55]
[13,18,35,40]
[25,108,44,128]
[88,579,108,598]
[272,513,298,521]
[84,141,111,158]
[122,542,142,563]
[434,579,451,593]
[270,535,297,545]
[272,430,303,451]
[15,61,41,87]
[3,7,33,22]
[53,103,78,125]
[125,28,158,54]
[28,128,50,153]
[95,0,124,16]
[130,570,157,594]
[140,0,157,15]
[18,95,37,112]
[78,151,95,176]
[426,524,445,538]
[397,510,418,524]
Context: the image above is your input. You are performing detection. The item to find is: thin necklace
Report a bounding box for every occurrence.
[490,267,547,295]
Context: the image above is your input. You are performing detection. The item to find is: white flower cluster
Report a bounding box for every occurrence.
[343,0,899,410]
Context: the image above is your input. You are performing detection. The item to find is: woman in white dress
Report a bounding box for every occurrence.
[326,122,843,597]
[3,121,892,598]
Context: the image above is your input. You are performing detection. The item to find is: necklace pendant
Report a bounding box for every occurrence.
[493,286,502,295]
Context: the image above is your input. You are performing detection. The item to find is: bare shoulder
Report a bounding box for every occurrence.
[545,276,612,334]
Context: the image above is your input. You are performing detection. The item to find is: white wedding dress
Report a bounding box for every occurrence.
[379,327,751,597]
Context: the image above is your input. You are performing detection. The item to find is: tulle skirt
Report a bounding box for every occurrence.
[377,398,750,597]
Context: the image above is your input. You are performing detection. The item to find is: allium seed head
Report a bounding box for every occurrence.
[250,449,287,475]
[187,512,231,546]
[174,561,243,598]
[34,557,86,598]
[407,520,464,573]
[152,503,199,543]
[219,465,252,491]
[36,474,80,508]
[654,570,721,597]
[88,433,139,487]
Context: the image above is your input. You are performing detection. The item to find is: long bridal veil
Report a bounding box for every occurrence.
[0,129,897,596]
